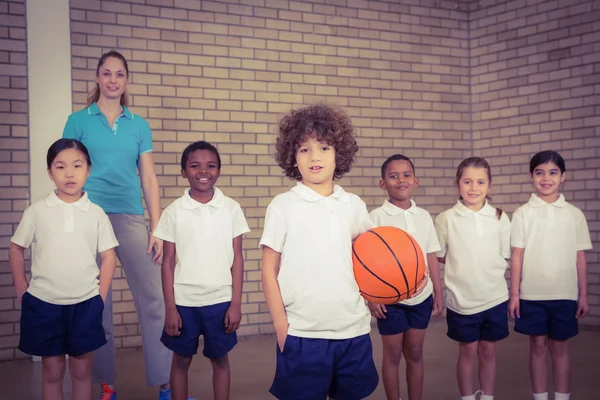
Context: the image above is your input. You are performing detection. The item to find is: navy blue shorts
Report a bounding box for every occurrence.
[270,334,379,400]
[447,301,509,343]
[161,301,237,359]
[19,292,106,357]
[377,295,433,335]
[515,299,578,341]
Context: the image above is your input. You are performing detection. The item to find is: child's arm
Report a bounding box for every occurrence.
[9,243,28,301]
[261,246,288,351]
[575,250,589,319]
[509,247,524,319]
[98,248,116,301]
[225,235,244,333]
[161,240,181,336]
[427,252,444,317]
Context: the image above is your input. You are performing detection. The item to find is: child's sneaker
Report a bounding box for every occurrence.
[158,387,197,400]
[99,383,116,400]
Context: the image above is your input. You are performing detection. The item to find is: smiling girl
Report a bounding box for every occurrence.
[509,151,592,400]
[435,157,511,400]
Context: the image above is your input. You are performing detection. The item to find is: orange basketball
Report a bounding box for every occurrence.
[353,226,426,304]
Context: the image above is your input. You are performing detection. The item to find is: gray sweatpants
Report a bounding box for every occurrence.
[93,214,172,387]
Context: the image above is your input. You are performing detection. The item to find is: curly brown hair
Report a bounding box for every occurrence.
[275,104,359,181]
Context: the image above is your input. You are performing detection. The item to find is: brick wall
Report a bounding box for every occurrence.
[1,0,598,360]
[63,0,471,355]
[470,0,600,326]
[0,0,28,360]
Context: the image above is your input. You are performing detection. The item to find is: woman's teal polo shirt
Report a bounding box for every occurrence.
[62,103,153,215]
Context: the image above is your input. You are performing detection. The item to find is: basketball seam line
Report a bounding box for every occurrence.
[366,229,411,298]
[352,244,401,302]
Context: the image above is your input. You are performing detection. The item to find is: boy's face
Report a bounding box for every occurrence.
[295,135,336,190]
[181,149,220,197]
[379,160,418,204]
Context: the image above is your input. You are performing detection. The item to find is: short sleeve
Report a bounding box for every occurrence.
[232,203,250,238]
[153,206,176,243]
[62,114,82,141]
[259,203,286,252]
[353,200,376,239]
[369,209,381,226]
[510,209,526,249]
[11,207,36,249]
[97,212,119,253]
[425,214,442,254]
[499,212,511,258]
[434,212,448,258]
[575,212,593,251]
[139,118,153,155]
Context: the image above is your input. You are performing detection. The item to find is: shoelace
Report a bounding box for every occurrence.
[100,383,116,400]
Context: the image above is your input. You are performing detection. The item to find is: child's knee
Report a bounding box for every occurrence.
[531,336,549,355]
[42,358,66,384]
[173,354,193,370]
[70,360,92,382]
[459,342,478,359]
[477,341,496,362]
[384,343,403,364]
[210,355,229,369]
[403,343,423,363]
[550,340,568,357]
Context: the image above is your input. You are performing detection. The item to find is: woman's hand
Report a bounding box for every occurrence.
[148,235,163,264]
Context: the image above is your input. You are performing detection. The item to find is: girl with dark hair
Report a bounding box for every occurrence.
[62,50,183,400]
[10,139,118,400]
[435,157,511,400]
[510,151,592,400]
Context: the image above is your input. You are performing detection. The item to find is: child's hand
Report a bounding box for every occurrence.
[508,296,520,319]
[165,307,182,336]
[576,295,589,319]
[225,303,242,334]
[16,284,28,302]
[368,301,387,319]
[411,274,429,298]
[147,235,163,264]
[432,295,444,317]
[277,329,288,352]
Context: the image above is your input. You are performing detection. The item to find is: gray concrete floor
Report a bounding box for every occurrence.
[1,320,599,399]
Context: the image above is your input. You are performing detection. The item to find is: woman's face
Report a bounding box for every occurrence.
[95,56,128,102]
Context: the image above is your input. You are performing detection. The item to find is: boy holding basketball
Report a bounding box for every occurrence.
[369,154,444,400]
[260,104,380,400]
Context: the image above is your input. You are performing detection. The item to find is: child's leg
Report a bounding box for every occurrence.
[549,339,570,394]
[69,352,93,399]
[402,328,426,400]
[477,340,496,395]
[529,335,549,394]
[42,355,67,400]
[210,355,230,400]
[381,333,404,400]
[457,341,478,396]
[170,353,193,400]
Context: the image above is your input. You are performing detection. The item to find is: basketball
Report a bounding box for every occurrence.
[353,226,426,304]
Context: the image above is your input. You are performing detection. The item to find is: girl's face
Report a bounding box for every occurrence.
[531,161,565,203]
[458,166,490,211]
[95,57,128,102]
[48,148,90,203]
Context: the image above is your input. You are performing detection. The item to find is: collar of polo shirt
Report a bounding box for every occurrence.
[381,199,418,216]
[45,190,91,212]
[180,187,225,209]
[291,182,350,203]
[528,193,566,208]
[87,102,134,120]
[453,200,496,217]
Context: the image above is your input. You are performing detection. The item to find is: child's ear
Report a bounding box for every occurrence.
[181,169,187,179]
[378,179,386,190]
[560,172,566,183]
[47,169,54,182]
[414,176,419,188]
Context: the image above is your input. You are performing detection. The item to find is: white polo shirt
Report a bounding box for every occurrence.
[259,182,374,340]
[153,188,250,307]
[370,199,441,306]
[435,201,511,315]
[511,193,592,301]
[10,191,118,305]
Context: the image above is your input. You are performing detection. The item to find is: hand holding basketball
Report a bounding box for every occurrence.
[353,226,427,305]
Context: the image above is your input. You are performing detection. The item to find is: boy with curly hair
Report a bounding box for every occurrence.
[260,104,380,400]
